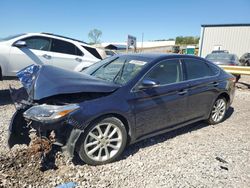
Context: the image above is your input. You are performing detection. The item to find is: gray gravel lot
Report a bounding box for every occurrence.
[0,77,250,187]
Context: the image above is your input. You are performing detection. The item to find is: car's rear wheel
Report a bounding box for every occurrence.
[206,97,227,125]
[78,117,127,165]
[246,60,250,66]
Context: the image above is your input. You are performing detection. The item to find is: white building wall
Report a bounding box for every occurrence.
[199,26,250,57]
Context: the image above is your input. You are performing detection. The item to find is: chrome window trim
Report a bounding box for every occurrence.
[131,57,220,93]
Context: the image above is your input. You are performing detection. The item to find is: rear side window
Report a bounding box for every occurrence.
[24,37,51,51]
[183,58,214,80]
[76,47,84,56]
[51,39,82,56]
[82,46,102,59]
[145,59,182,85]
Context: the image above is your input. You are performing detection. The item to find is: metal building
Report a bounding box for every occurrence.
[199,24,250,58]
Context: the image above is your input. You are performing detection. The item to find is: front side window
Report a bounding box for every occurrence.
[144,59,182,85]
[183,58,214,80]
[24,37,51,51]
[51,39,77,55]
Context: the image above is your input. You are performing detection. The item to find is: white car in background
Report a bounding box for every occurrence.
[0,33,106,79]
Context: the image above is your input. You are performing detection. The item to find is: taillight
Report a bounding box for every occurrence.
[228,77,236,83]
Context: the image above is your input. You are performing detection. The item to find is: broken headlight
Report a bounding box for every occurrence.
[23,104,79,122]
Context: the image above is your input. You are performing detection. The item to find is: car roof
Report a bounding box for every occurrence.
[117,53,201,62]
[22,32,91,47]
[207,52,236,56]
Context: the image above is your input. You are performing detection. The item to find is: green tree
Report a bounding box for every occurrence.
[175,36,199,45]
[88,29,102,44]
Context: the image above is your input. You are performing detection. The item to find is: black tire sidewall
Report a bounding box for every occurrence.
[78,117,127,165]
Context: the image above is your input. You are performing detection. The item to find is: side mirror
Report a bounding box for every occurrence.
[138,79,159,90]
[13,41,27,48]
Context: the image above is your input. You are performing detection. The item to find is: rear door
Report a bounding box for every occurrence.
[133,58,189,137]
[182,58,220,120]
[9,36,53,76]
[50,39,84,71]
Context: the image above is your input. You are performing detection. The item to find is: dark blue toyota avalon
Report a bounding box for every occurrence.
[8,54,235,165]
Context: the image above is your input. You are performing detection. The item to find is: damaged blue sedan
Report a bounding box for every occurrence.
[8,54,235,165]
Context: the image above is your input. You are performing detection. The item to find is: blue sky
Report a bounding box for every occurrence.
[1,0,250,42]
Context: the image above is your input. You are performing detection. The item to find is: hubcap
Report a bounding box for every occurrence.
[211,99,226,122]
[84,123,122,162]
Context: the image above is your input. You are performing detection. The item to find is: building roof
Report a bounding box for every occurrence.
[105,44,128,50]
[201,23,250,27]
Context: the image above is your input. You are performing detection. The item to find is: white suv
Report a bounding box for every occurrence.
[0,33,106,79]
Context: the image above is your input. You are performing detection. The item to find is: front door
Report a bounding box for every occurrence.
[133,58,189,138]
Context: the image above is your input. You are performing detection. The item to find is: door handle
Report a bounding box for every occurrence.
[43,54,51,59]
[178,89,188,95]
[212,82,219,87]
[75,58,82,62]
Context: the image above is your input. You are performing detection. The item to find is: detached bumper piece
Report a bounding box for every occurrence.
[8,108,84,170]
[8,110,31,148]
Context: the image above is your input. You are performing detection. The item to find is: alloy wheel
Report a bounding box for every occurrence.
[211,98,226,123]
[83,123,123,162]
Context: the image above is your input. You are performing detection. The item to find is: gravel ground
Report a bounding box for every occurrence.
[0,76,250,188]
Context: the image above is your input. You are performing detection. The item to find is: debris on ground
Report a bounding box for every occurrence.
[215,156,228,164]
[220,166,229,171]
[56,182,78,188]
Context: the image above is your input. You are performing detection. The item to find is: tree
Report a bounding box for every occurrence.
[175,36,200,45]
[88,29,102,44]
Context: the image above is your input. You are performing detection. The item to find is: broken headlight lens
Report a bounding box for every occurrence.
[23,104,79,122]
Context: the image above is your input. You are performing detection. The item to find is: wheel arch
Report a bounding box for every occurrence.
[73,113,132,156]
[218,92,230,104]
[88,113,132,143]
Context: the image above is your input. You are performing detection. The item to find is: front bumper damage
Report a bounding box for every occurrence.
[8,87,85,164]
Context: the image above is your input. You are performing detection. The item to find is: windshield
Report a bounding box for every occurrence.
[206,53,235,61]
[0,33,25,42]
[82,56,149,85]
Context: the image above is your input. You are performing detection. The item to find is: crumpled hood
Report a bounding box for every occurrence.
[17,64,120,100]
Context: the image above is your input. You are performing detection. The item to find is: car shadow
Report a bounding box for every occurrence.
[71,107,234,166]
[120,107,234,161]
[237,82,250,89]
[0,89,13,105]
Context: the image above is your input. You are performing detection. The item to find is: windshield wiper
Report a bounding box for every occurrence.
[113,59,127,84]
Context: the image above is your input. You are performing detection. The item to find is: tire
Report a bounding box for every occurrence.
[206,97,227,125]
[78,117,127,165]
[246,60,250,66]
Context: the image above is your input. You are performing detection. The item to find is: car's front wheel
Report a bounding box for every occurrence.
[206,97,227,125]
[78,117,127,165]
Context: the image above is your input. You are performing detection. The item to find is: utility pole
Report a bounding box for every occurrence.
[141,33,144,52]
[126,35,128,54]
